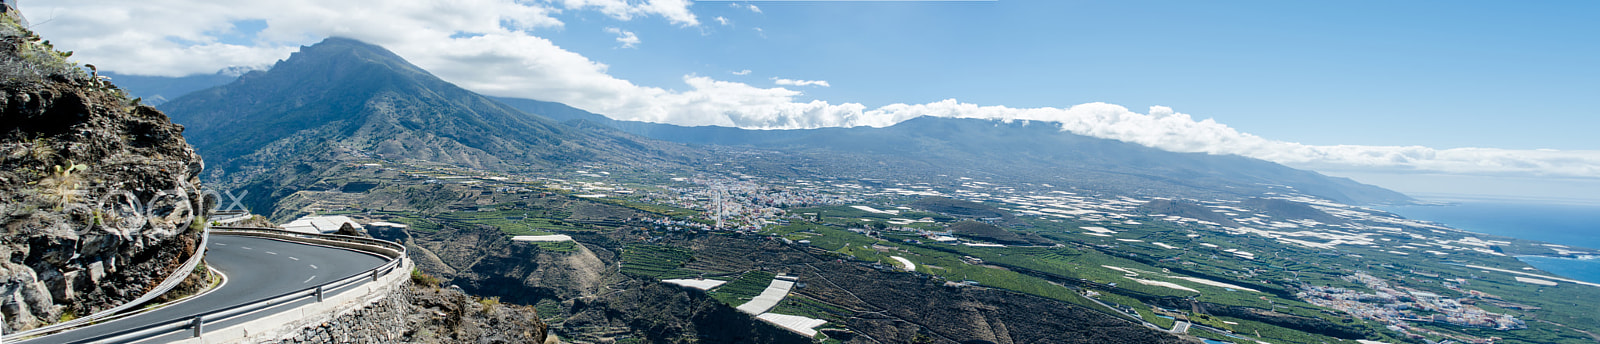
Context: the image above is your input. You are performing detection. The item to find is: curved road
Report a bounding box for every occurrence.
[26,235,386,343]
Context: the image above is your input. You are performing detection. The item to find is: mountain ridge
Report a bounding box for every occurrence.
[489,98,1413,205]
[159,37,694,215]
[151,36,1407,209]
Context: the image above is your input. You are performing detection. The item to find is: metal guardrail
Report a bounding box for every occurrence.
[209,227,406,259]
[4,229,211,342]
[28,227,409,344]
[208,211,253,225]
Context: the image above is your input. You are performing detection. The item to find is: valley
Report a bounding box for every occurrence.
[137,37,1600,344]
[246,150,1600,344]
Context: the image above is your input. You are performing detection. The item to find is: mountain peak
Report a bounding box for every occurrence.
[296,37,410,65]
[256,37,433,84]
[160,37,687,215]
[165,37,477,161]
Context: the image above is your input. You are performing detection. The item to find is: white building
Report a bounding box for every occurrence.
[281,215,364,234]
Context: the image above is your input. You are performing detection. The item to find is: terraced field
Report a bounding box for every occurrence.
[620,244,700,279]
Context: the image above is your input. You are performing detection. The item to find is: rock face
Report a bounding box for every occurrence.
[277,284,548,344]
[0,16,205,331]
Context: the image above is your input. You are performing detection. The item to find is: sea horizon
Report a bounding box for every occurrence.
[1380,194,1600,285]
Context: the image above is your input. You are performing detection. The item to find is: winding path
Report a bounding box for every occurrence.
[24,235,386,343]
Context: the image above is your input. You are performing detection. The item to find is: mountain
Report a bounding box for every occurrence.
[111,39,1408,207]
[489,96,612,124]
[99,69,241,106]
[492,99,1411,205]
[159,38,693,214]
[0,19,206,331]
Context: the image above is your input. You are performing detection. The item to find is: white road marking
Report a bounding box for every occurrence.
[288,257,299,261]
[309,264,318,269]
[242,246,252,250]
[265,251,278,255]
[216,243,227,246]
[303,275,316,283]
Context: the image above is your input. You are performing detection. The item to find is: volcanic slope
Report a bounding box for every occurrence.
[160,37,694,213]
[492,98,1412,206]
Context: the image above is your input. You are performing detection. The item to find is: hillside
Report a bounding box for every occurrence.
[1241,198,1349,225]
[99,70,239,106]
[0,18,205,331]
[159,38,696,214]
[1135,200,1241,227]
[492,98,1413,206]
[947,221,1050,246]
[123,58,1410,208]
[911,197,1011,219]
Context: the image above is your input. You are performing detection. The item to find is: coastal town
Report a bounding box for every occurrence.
[268,158,1600,344]
[1299,271,1526,342]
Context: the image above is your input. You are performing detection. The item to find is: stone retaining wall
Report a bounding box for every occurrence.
[171,258,412,343]
[275,284,412,344]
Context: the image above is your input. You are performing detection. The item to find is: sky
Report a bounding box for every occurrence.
[19,0,1600,202]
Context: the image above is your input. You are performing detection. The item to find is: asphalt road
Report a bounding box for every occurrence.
[26,235,386,343]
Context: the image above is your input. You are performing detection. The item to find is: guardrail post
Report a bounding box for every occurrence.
[66,228,408,343]
[191,316,204,337]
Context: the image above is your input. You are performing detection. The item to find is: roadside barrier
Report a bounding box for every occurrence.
[13,227,408,344]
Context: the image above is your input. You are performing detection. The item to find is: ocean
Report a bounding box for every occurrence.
[1380,198,1600,285]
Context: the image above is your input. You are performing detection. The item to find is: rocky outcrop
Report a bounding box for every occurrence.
[373,215,809,343]
[370,214,617,305]
[277,284,548,344]
[0,16,205,331]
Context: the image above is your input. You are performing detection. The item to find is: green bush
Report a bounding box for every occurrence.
[410,268,443,288]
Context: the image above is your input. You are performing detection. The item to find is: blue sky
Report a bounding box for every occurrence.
[553,1,1598,150]
[23,0,1600,201]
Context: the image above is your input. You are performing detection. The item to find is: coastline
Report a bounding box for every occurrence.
[1379,197,1600,285]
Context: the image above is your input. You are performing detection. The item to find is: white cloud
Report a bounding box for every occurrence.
[555,0,699,27]
[732,69,751,75]
[729,3,761,13]
[846,102,1600,179]
[21,0,565,76]
[714,16,731,26]
[604,27,640,48]
[773,77,829,87]
[22,0,1600,181]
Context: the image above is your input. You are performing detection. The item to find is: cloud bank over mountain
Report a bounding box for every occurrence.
[25,0,1598,180]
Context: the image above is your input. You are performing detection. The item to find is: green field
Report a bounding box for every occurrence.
[761,223,1127,319]
[708,270,777,306]
[434,209,576,235]
[620,244,699,279]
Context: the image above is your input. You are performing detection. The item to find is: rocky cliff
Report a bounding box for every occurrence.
[277,283,549,344]
[0,15,205,331]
